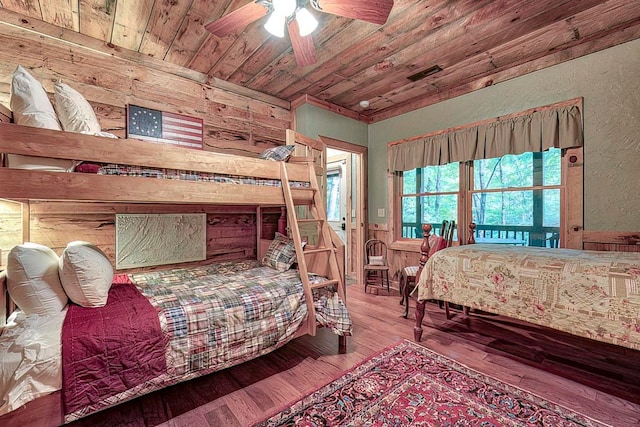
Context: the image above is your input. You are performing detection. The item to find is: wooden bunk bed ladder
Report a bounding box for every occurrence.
[280,161,346,344]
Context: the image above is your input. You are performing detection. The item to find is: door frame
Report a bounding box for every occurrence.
[326,155,348,245]
[319,135,367,287]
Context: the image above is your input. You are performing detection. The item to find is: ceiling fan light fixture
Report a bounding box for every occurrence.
[272,0,297,17]
[264,12,286,37]
[296,7,318,37]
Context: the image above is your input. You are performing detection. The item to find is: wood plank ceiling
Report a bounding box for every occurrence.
[1,0,639,123]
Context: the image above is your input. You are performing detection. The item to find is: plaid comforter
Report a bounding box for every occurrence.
[129,261,351,380]
[62,261,351,422]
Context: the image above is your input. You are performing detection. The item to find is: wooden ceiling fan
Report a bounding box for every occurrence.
[205,0,394,67]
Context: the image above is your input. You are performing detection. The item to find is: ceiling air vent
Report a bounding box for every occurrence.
[407,65,443,82]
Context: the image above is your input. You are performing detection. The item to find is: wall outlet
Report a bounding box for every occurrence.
[377,208,385,217]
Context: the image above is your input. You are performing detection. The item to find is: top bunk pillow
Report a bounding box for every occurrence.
[59,241,114,307]
[10,65,61,130]
[7,66,76,171]
[6,243,68,315]
[53,81,118,139]
[53,81,102,134]
[259,145,296,162]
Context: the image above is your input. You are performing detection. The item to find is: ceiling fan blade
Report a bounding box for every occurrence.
[312,0,393,25]
[205,1,269,37]
[288,19,317,67]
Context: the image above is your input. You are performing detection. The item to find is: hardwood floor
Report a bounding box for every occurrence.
[68,284,640,427]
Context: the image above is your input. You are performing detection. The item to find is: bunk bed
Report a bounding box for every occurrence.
[0,122,351,425]
[411,224,640,351]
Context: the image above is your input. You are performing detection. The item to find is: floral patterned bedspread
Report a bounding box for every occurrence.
[416,244,640,350]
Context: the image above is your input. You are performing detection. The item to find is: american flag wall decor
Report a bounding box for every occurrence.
[126,105,204,149]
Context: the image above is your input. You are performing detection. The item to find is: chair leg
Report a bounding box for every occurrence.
[444,301,470,320]
[385,270,390,293]
[399,273,406,305]
[444,301,452,320]
[402,281,410,319]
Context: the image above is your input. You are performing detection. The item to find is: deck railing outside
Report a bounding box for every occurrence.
[402,223,560,248]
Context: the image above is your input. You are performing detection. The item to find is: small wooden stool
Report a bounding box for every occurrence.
[399,265,420,318]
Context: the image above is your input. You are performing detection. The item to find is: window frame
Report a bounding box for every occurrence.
[389,146,583,251]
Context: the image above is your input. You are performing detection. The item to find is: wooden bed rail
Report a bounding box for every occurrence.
[0,123,310,182]
[0,123,317,205]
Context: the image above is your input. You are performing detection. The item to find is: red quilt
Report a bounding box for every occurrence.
[62,275,167,416]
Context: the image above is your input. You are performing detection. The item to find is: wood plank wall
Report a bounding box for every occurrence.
[583,230,640,252]
[0,20,291,157]
[0,21,292,267]
[0,202,282,271]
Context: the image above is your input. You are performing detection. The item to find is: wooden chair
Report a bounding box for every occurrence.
[364,239,390,293]
[400,220,455,318]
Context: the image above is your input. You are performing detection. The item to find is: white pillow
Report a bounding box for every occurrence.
[59,241,113,307]
[8,66,76,172]
[53,81,102,134]
[6,243,68,315]
[10,65,61,130]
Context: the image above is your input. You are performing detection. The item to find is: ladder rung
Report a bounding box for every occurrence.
[309,279,340,289]
[297,218,324,223]
[288,156,314,163]
[304,247,333,255]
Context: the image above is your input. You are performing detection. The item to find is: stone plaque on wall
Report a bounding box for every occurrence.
[115,213,206,269]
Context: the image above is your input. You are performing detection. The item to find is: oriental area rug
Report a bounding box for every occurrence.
[253,340,607,427]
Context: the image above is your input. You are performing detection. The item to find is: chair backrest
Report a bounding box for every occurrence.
[441,219,455,248]
[364,239,387,265]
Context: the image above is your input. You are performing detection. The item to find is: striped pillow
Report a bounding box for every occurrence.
[259,145,295,161]
[262,232,300,271]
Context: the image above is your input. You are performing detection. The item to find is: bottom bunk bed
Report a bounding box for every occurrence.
[412,224,640,352]
[0,257,351,425]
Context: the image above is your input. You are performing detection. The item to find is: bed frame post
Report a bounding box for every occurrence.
[468,222,476,244]
[413,224,432,342]
[278,206,287,235]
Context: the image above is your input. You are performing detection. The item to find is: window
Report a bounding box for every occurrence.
[470,148,561,246]
[399,148,563,247]
[400,162,459,238]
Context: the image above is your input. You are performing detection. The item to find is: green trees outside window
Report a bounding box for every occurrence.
[400,148,561,246]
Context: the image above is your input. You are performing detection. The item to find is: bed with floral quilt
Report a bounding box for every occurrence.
[413,244,640,350]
